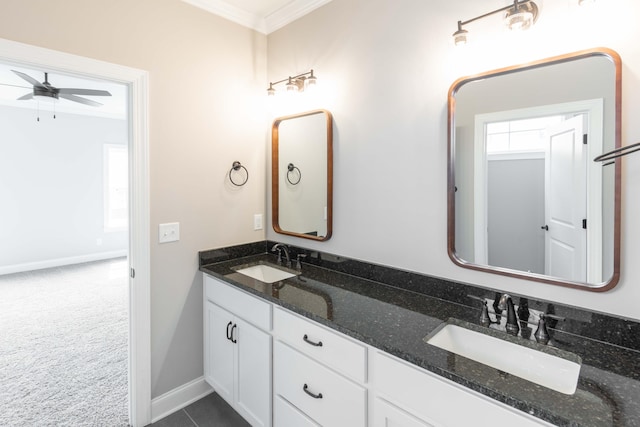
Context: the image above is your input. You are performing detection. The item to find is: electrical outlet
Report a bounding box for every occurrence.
[254,214,263,230]
[159,222,180,243]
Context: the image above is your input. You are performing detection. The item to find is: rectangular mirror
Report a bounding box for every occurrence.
[272,109,333,241]
[448,48,621,291]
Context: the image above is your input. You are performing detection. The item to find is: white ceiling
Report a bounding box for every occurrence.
[0,62,127,120]
[181,0,333,34]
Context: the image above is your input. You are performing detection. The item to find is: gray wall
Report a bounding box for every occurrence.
[266,0,640,321]
[0,105,127,272]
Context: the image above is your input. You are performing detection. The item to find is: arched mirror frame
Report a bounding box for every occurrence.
[272,109,333,241]
[447,48,621,291]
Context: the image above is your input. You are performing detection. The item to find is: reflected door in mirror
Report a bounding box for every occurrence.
[448,48,621,291]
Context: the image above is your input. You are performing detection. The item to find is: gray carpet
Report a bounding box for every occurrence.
[0,258,129,426]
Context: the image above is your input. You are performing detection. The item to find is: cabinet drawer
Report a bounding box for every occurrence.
[274,395,320,427]
[204,274,271,331]
[373,351,551,427]
[274,341,366,427]
[273,307,366,382]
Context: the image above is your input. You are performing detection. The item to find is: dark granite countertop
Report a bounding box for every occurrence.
[200,252,640,427]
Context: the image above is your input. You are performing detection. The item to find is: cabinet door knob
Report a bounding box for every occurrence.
[230,323,237,343]
[303,334,323,347]
[226,321,233,341]
[303,383,323,399]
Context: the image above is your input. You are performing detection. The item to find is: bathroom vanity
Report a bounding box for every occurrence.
[200,243,640,426]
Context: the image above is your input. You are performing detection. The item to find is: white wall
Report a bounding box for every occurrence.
[0,105,128,273]
[0,0,267,398]
[266,0,640,321]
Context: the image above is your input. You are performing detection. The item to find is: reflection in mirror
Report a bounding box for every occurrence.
[448,49,621,291]
[272,109,333,241]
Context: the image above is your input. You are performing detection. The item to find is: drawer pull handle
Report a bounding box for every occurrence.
[226,321,233,341]
[303,334,323,347]
[303,383,323,399]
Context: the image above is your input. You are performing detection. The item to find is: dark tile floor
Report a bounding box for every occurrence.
[148,392,250,427]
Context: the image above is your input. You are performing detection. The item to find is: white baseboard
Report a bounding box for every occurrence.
[0,250,128,275]
[151,376,214,423]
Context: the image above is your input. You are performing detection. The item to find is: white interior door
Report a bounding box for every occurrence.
[544,115,587,281]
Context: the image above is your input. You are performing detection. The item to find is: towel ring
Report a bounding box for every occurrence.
[229,161,249,186]
[287,163,301,185]
[594,141,640,166]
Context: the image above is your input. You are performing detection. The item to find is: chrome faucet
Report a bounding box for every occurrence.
[497,294,520,336]
[271,243,291,268]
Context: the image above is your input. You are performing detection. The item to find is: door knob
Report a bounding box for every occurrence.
[541,225,549,231]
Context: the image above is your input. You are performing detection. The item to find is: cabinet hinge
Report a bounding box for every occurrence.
[130,268,136,278]
[583,134,588,145]
[582,219,587,229]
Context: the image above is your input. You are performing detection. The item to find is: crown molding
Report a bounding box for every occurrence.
[265,0,332,34]
[182,0,267,33]
[181,0,332,34]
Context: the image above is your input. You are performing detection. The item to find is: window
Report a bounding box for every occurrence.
[486,116,564,154]
[104,144,128,231]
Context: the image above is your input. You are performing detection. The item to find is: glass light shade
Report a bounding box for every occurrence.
[578,0,595,5]
[286,78,298,92]
[305,75,317,89]
[505,10,533,30]
[267,86,276,96]
[453,29,468,46]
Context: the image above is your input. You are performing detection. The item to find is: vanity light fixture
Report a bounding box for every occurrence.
[267,69,317,96]
[453,0,539,46]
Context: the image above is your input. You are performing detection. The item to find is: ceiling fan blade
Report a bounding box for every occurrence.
[12,70,45,88]
[0,82,31,89]
[59,93,103,107]
[58,88,112,97]
[17,93,34,100]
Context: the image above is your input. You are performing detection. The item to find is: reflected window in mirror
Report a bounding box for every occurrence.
[448,48,621,291]
[272,109,333,241]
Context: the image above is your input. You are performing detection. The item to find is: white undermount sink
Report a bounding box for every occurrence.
[426,321,581,395]
[235,264,297,284]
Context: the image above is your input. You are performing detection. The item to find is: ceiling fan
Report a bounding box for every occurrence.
[10,70,112,107]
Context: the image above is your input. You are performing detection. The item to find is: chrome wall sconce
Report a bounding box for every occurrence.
[453,0,539,46]
[267,69,317,96]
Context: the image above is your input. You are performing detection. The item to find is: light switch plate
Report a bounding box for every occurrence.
[254,214,263,230]
[159,222,180,243]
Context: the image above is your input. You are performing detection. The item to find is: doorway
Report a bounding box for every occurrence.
[0,61,130,425]
[0,38,151,426]
[473,99,605,283]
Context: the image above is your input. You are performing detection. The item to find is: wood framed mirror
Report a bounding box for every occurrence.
[448,48,621,291]
[272,109,333,241]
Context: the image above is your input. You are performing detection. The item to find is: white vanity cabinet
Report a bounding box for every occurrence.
[203,273,554,427]
[203,275,272,427]
[272,307,368,427]
[370,351,553,427]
